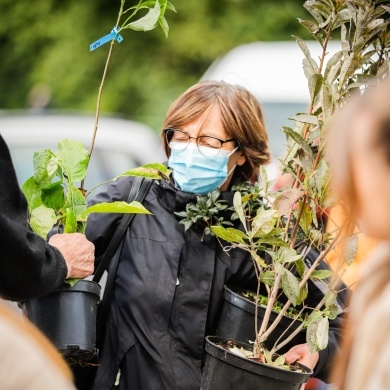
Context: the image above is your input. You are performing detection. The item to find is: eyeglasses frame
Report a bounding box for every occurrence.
[164,128,236,151]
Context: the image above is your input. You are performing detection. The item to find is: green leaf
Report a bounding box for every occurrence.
[295,258,306,277]
[338,53,354,88]
[255,237,289,247]
[252,252,267,268]
[283,127,314,161]
[293,36,317,74]
[306,310,323,326]
[342,234,358,265]
[22,177,43,213]
[273,188,304,217]
[64,278,79,287]
[158,15,169,38]
[310,269,333,280]
[259,165,269,194]
[274,355,285,366]
[324,50,343,79]
[298,18,319,34]
[281,268,300,306]
[326,61,342,85]
[304,2,325,24]
[47,156,59,179]
[65,186,86,210]
[64,207,77,233]
[118,163,171,180]
[33,149,53,184]
[321,81,333,121]
[210,226,247,244]
[308,73,323,102]
[297,284,308,305]
[324,289,337,308]
[315,317,329,351]
[233,191,247,231]
[57,139,89,183]
[303,58,316,80]
[251,208,278,237]
[298,202,312,233]
[41,183,65,212]
[278,247,303,264]
[289,114,319,125]
[30,205,58,239]
[260,271,275,287]
[307,315,329,353]
[166,1,176,12]
[326,304,338,320]
[82,200,152,219]
[315,160,329,196]
[125,0,161,32]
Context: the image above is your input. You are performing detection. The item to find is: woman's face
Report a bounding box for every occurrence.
[180,105,246,191]
[350,112,390,239]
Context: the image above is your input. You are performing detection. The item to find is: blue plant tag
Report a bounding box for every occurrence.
[90,27,123,52]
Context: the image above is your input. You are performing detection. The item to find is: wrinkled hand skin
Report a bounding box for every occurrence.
[284,343,319,389]
[48,233,95,279]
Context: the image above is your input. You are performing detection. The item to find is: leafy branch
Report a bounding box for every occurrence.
[22,0,176,239]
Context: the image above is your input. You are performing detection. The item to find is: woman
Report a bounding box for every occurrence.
[328,79,390,389]
[86,81,339,389]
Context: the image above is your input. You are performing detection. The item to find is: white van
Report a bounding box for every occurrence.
[201,41,340,160]
[1,111,165,188]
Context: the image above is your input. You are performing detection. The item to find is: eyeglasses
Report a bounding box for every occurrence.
[164,128,236,157]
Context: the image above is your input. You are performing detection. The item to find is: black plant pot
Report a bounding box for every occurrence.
[21,279,101,364]
[216,285,306,354]
[201,336,312,390]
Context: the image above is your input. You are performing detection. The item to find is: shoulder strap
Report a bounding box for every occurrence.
[92,177,149,283]
[95,177,153,348]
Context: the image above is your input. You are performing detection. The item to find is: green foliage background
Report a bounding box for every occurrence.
[0,0,311,130]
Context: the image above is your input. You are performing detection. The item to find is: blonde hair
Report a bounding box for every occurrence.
[332,242,390,390]
[161,80,271,182]
[328,79,390,389]
[327,79,390,217]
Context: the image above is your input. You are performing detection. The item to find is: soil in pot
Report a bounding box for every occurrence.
[201,336,312,390]
[21,279,101,364]
[215,285,306,354]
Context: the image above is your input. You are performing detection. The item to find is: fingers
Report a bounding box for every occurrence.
[48,233,95,279]
[283,344,319,370]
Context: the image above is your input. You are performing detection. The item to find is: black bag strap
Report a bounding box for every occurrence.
[93,177,153,347]
[92,176,150,283]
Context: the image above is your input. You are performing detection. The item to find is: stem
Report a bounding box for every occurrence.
[258,222,346,345]
[256,272,282,345]
[88,40,115,160]
[81,0,125,190]
[271,262,344,356]
[270,305,307,354]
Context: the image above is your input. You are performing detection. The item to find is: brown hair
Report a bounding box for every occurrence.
[161,80,271,181]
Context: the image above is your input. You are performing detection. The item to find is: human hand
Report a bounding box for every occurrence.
[284,343,319,371]
[48,233,95,279]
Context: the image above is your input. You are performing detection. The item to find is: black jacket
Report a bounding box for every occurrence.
[0,134,67,301]
[86,174,344,389]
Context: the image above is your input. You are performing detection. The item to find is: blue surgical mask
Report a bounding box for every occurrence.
[168,142,238,194]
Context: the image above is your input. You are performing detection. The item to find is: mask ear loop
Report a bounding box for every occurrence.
[217,163,237,190]
[217,147,240,190]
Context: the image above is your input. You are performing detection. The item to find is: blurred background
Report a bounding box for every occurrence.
[0,2,332,388]
[0,0,313,131]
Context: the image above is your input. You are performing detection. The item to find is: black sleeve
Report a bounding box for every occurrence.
[0,135,68,301]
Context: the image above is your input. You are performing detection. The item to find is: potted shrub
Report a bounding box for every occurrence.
[20,0,175,365]
[178,1,389,389]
